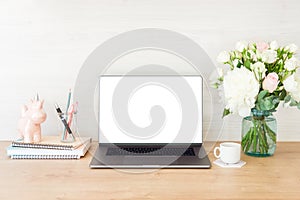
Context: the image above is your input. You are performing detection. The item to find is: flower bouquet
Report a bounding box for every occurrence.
[213,41,300,156]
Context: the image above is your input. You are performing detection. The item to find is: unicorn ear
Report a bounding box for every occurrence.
[37,100,44,109]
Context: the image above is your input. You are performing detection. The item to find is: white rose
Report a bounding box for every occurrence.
[284,57,299,71]
[270,41,279,50]
[223,67,260,117]
[283,75,298,92]
[283,74,300,102]
[256,51,262,60]
[248,42,256,50]
[217,51,230,63]
[235,41,248,52]
[285,44,298,53]
[251,61,266,79]
[261,50,277,64]
[232,59,239,67]
[249,50,257,61]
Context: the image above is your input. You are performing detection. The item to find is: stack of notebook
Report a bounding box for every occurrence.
[7,136,92,159]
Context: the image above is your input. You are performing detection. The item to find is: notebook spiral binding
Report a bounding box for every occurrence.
[11,142,73,150]
[11,154,80,159]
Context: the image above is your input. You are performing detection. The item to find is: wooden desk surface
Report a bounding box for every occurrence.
[0,142,300,200]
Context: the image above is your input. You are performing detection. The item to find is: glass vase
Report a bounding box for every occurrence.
[241,109,277,157]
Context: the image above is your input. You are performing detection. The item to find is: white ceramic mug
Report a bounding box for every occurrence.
[214,142,241,164]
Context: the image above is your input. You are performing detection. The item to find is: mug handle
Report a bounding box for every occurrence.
[214,147,221,158]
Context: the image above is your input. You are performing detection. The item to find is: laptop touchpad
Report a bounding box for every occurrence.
[123,156,178,165]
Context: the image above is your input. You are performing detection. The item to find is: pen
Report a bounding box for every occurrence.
[55,103,74,137]
[63,89,72,138]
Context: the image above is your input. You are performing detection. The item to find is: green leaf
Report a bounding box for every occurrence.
[258,99,268,110]
[277,49,282,57]
[256,91,269,111]
[237,62,242,68]
[263,99,274,110]
[247,52,251,58]
[284,95,291,103]
[258,95,279,111]
[290,99,298,107]
[279,89,287,101]
[297,103,300,110]
[244,60,251,69]
[258,90,268,100]
[222,108,230,118]
[271,96,280,104]
[258,90,268,101]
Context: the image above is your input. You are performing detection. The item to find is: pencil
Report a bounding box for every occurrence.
[65,89,72,116]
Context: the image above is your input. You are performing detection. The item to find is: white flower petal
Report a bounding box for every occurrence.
[283,75,298,92]
[232,59,239,67]
[235,41,248,52]
[251,62,266,80]
[261,50,277,64]
[217,51,230,63]
[283,75,300,102]
[223,67,259,117]
[285,44,298,53]
[270,41,279,50]
[238,105,251,117]
[284,57,299,71]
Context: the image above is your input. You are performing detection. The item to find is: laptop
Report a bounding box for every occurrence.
[90,75,211,168]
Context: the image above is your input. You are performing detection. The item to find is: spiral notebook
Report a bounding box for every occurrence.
[7,141,91,159]
[12,136,91,150]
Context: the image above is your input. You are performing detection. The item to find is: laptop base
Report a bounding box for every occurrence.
[89,144,211,169]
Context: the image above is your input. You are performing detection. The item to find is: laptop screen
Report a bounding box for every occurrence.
[99,75,202,144]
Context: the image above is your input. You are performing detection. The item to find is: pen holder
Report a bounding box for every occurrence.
[59,113,77,143]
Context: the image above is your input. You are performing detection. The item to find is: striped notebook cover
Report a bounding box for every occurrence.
[7,141,91,160]
[12,136,91,150]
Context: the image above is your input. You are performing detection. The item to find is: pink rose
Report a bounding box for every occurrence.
[262,72,279,93]
[257,42,269,52]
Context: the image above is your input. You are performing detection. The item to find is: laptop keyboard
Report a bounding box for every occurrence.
[106,147,195,156]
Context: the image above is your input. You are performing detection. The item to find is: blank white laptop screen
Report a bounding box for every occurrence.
[99,75,202,144]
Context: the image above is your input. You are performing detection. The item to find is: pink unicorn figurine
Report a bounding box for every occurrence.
[17,97,47,143]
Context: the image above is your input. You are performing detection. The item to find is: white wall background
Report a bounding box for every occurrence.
[0,0,300,141]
